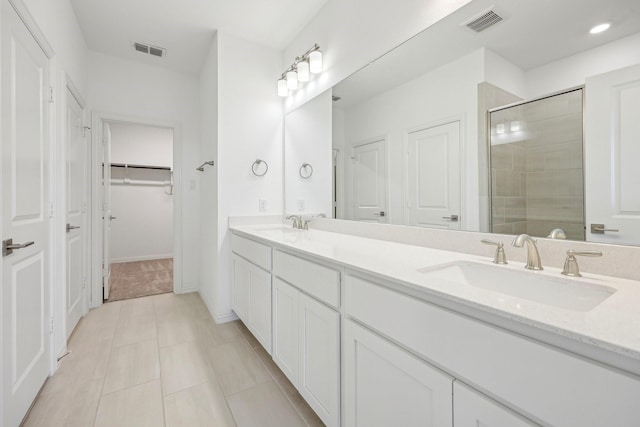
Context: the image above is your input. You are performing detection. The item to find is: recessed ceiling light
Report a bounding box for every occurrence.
[589,23,611,34]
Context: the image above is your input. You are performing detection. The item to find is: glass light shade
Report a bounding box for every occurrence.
[510,121,520,132]
[496,123,505,134]
[309,50,323,73]
[286,70,298,90]
[277,78,288,97]
[297,61,310,82]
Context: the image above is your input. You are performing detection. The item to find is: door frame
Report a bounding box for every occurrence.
[402,114,466,229]
[90,112,183,308]
[347,134,390,221]
[54,73,90,360]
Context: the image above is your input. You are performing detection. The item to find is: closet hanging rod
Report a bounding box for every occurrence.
[109,162,172,171]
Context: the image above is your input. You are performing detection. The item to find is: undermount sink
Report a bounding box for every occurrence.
[418,261,616,312]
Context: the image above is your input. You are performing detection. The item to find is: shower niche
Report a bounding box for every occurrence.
[489,88,585,240]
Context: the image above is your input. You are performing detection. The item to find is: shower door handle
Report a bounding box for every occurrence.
[442,215,459,222]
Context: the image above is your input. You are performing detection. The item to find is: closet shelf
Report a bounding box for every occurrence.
[109,162,172,171]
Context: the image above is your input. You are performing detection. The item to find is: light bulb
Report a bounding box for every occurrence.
[496,123,505,134]
[297,60,310,82]
[277,78,288,97]
[589,23,610,34]
[510,121,520,132]
[286,70,298,90]
[309,50,322,74]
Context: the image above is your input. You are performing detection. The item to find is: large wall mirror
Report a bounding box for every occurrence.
[284,0,640,246]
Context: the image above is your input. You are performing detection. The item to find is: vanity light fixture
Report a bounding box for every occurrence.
[277,44,323,97]
[510,121,520,132]
[589,23,611,34]
[496,123,505,134]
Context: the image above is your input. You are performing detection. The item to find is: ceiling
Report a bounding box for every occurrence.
[334,0,640,107]
[70,0,328,75]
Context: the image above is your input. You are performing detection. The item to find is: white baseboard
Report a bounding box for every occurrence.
[111,254,173,264]
[215,311,239,324]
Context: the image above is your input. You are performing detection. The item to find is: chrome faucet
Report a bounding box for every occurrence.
[512,234,543,270]
[286,215,302,229]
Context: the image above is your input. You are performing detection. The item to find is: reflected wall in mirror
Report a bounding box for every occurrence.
[283,0,640,245]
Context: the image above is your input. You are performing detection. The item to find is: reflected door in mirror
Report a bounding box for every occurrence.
[586,64,640,246]
[407,121,461,230]
[352,139,388,222]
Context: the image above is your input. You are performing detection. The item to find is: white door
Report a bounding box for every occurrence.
[102,123,112,299]
[272,278,299,387]
[298,292,340,427]
[247,261,271,353]
[65,89,85,336]
[1,1,51,425]
[231,254,250,321]
[454,381,536,427]
[407,121,461,229]
[344,320,453,427]
[585,64,640,245]
[352,139,387,222]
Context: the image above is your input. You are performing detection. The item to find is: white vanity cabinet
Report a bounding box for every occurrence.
[344,319,454,427]
[453,382,537,427]
[345,272,640,427]
[272,250,341,427]
[231,234,272,353]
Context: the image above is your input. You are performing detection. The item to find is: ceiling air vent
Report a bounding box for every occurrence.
[463,10,503,33]
[133,42,166,58]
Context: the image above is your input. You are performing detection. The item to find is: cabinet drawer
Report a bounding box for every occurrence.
[273,250,340,308]
[231,234,271,271]
[345,273,640,427]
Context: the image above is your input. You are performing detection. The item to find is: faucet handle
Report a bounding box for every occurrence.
[481,239,508,265]
[562,249,603,277]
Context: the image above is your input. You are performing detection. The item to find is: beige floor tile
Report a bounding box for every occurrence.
[94,380,164,427]
[237,321,262,349]
[157,316,210,348]
[227,381,306,427]
[24,378,102,427]
[160,340,216,396]
[207,319,244,347]
[103,339,160,394]
[289,394,325,427]
[119,295,157,320]
[113,313,157,347]
[56,336,113,381]
[164,381,236,427]
[207,337,271,395]
[253,344,298,398]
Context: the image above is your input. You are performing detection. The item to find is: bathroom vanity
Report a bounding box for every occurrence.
[230,224,640,427]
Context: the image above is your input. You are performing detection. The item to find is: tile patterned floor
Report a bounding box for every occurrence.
[23,293,324,427]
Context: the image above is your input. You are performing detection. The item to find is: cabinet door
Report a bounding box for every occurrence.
[298,293,341,427]
[247,261,272,353]
[454,382,537,427]
[344,320,453,427]
[272,278,299,386]
[232,254,250,321]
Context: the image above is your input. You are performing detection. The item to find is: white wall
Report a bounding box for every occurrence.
[88,51,201,292]
[198,33,284,322]
[339,49,485,229]
[198,34,218,316]
[109,123,173,263]
[282,0,472,112]
[285,89,333,215]
[526,32,640,98]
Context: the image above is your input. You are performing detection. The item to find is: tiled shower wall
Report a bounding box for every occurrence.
[491,89,585,240]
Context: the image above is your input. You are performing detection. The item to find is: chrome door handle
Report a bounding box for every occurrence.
[109,216,117,220]
[590,224,619,234]
[373,211,385,217]
[442,215,459,222]
[66,224,80,232]
[3,239,35,256]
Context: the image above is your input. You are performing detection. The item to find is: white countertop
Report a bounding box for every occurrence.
[230,224,640,366]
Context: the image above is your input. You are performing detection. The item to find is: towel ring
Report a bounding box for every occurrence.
[299,163,313,179]
[252,159,268,177]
